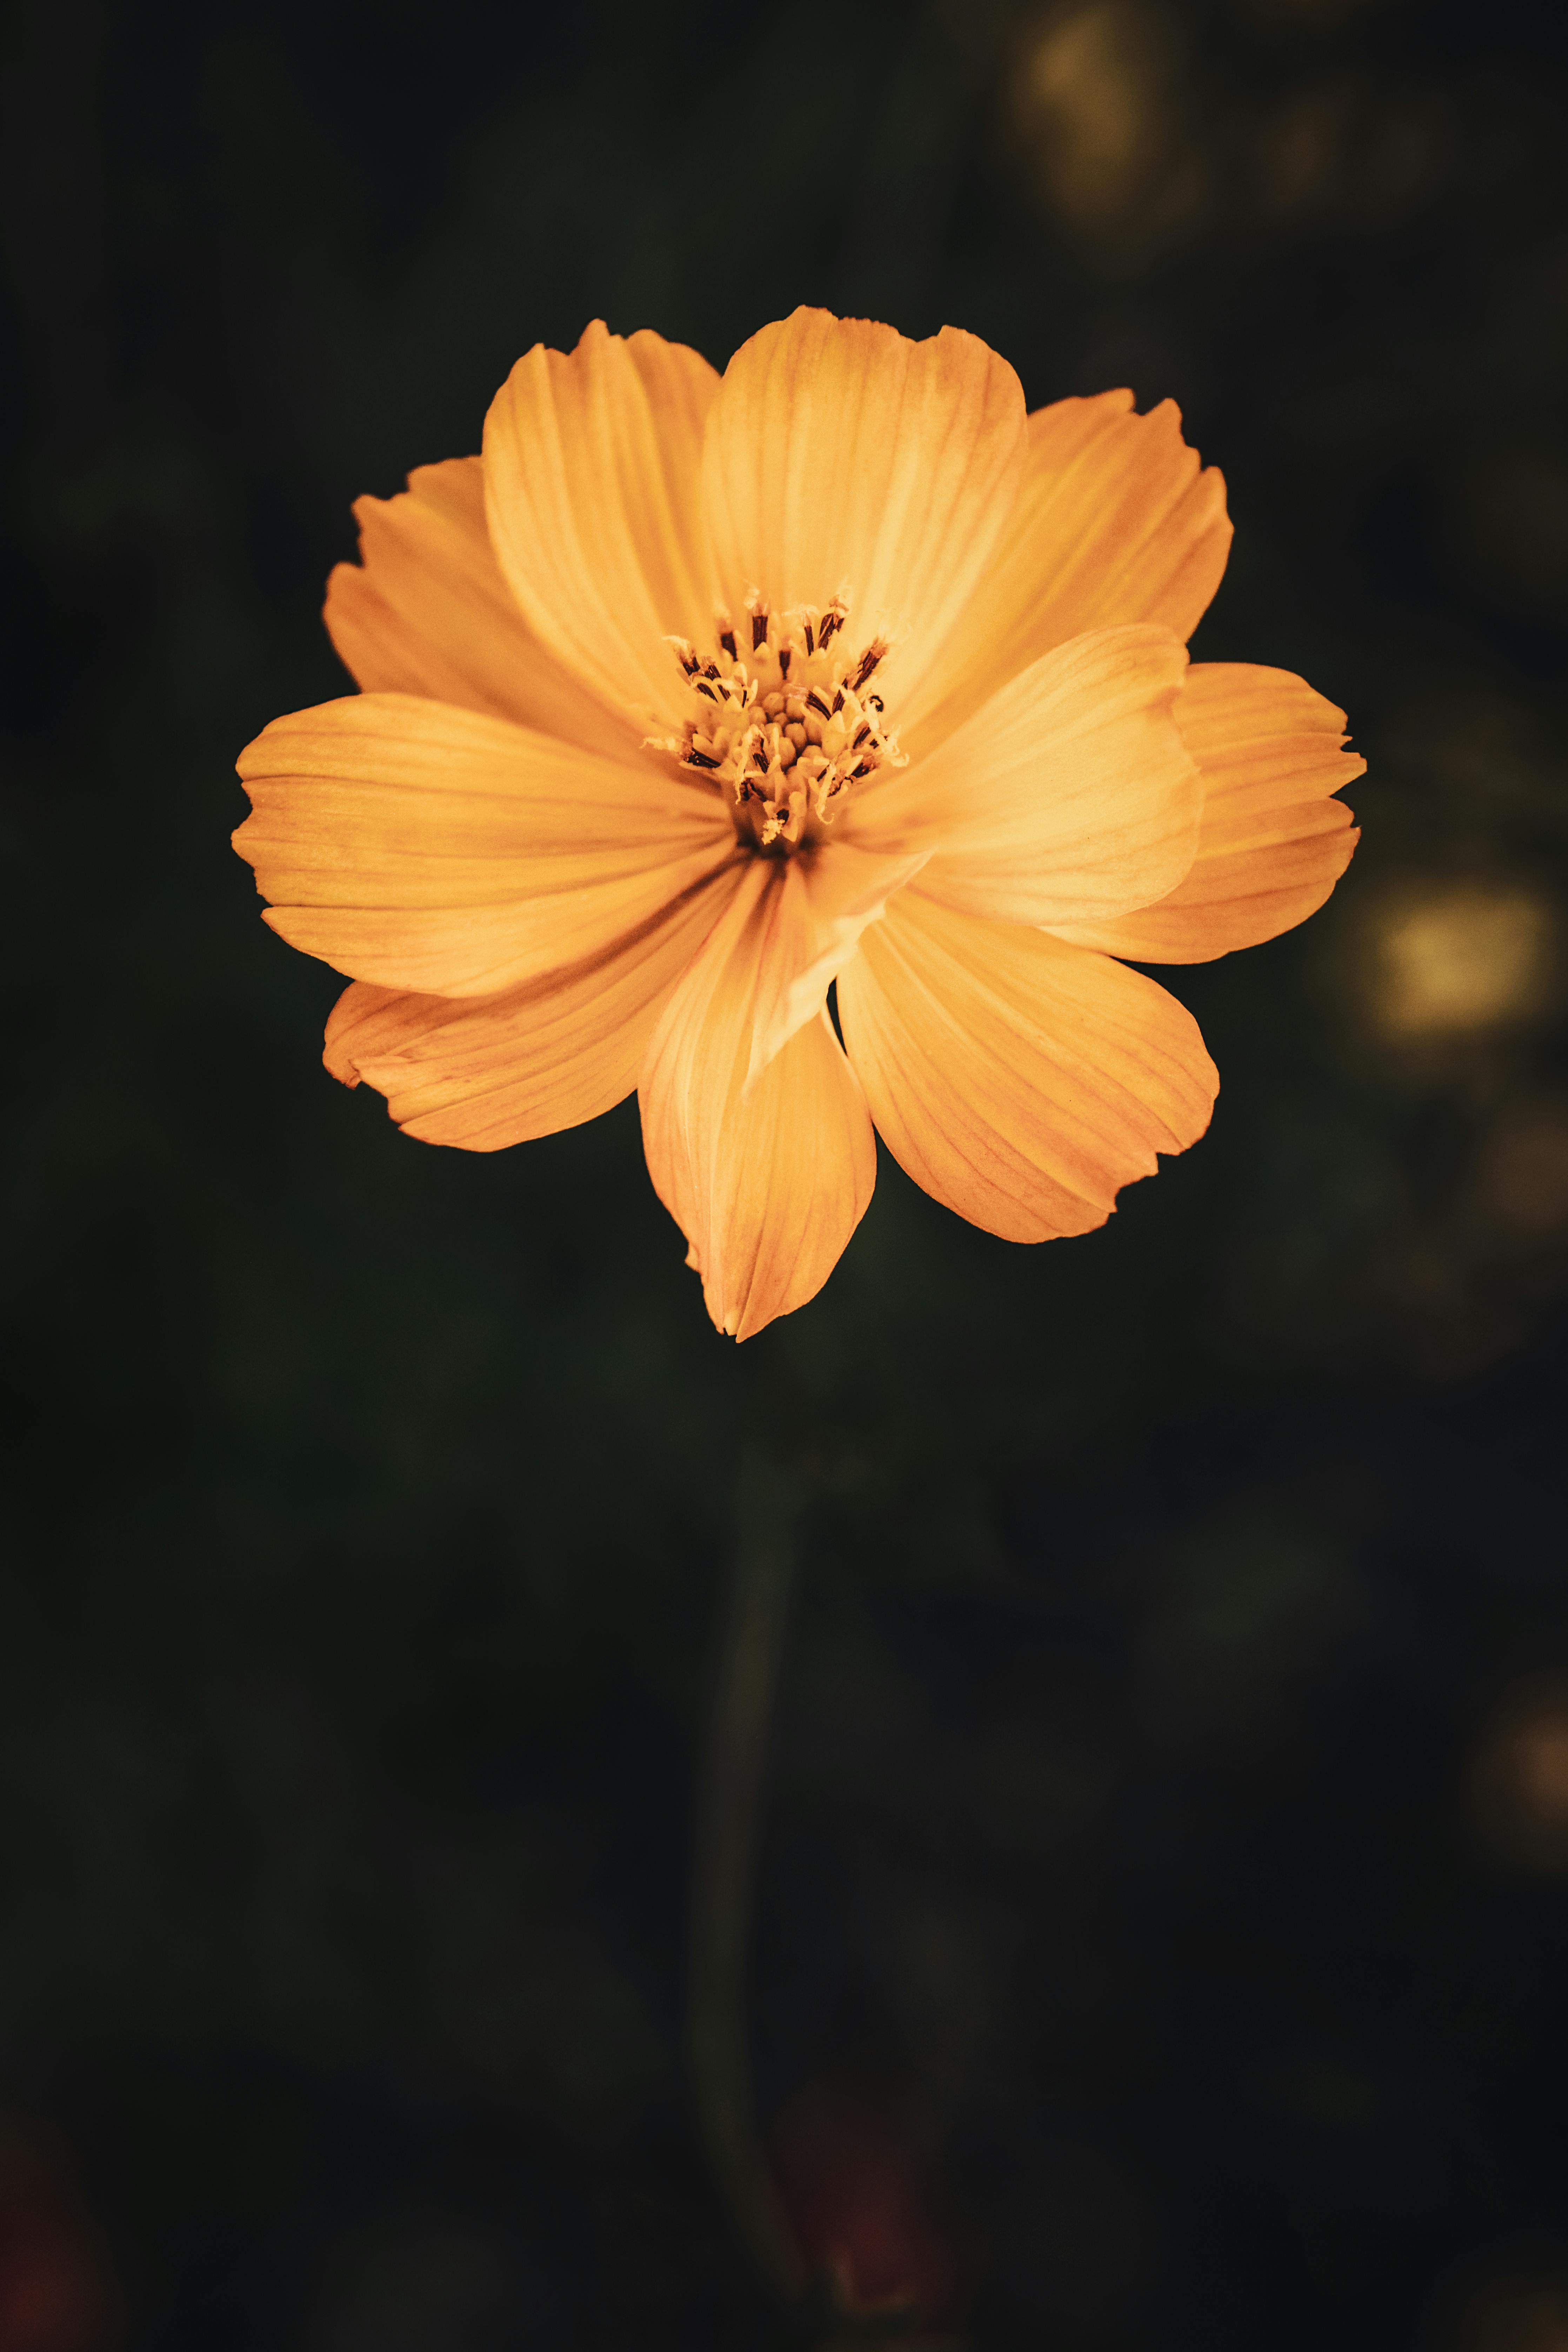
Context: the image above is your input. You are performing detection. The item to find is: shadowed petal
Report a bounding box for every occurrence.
[837,891,1217,1242]
[234,693,733,997]
[639,861,876,1340]
[324,456,639,759]
[1048,663,1363,962]
[701,308,1026,715]
[321,861,743,1150]
[741,840,932,1090]
[843,625,1202,927]
[483,322,723,735]
[900,390,1231,753]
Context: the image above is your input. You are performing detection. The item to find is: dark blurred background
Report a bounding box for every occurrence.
[5,0,1568,2344]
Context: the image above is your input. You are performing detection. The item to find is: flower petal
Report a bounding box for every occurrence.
[742,839,932,1091]
[234,692,734,996]
[842,625,1202,927]
[321,862,743,1150]
[482,321,723,735]
[701,308,1026,713]
[1048,663,1363,962]
[836,891,1218,1243]
[639,861,876,1340]
[323,456,639,759]
[899,390,1231,753]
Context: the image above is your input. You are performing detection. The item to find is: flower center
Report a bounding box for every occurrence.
[658,595,908,851]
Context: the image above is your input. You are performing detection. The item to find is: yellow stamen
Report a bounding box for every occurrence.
[667,596,907,851]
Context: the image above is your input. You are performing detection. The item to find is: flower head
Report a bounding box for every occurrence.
[234,309,1361,1338]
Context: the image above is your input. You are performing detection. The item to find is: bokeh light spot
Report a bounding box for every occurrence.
[1476,1100,1568,1237]
[1472,1690,1568,1873]
[1366,884,1558,1042]
[1004,1,1202,241]
[1445,2275,1568,2352]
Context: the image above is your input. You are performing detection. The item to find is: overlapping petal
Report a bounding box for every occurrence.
[321,862,743,1150]
[235,693,733,997]
[900,390,1231,753]
[639,861,877,1340]
[836,892,1219,1243]
[482,322,723,735]
[701,308,1027,714]
[1049,663,1362,962]
[738,839,932,1089]
[842,625,1202,927]
[324,456,637,759]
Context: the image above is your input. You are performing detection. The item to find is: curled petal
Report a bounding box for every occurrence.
[483,322,723,735]
[1048,663,1362,962]
[324,456,638,759]
[322,862,744,1150]
[901,391,1231,752]
[742,840,931,1091]
[837,891,1217,1242]
[639,862,876,1340]
[844,625,1202,928]
[234,693,732,997]
[701,307,1026,715]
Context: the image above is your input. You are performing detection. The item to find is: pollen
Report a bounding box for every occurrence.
[656,594,908,850]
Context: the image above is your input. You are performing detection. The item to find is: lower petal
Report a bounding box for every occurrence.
[639,862,876,1339]
[836,892,1217,1243]
[1046,662,1363,962]
[742,839,932,1090]
[322,864,742,1150]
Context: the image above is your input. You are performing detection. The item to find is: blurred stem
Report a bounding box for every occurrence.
[689,1459,802,2295]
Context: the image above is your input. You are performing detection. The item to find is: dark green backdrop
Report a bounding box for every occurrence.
[5,0,1568,2345]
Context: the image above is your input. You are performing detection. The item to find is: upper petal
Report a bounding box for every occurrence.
[899,390,1231,753]
[638,860,876,1340]
[321,860,743,1150]
[836,891,1218,1243]
[234,692,734,997]
[842,624,1203,927]
[701,308,1027,713]
[482,322,724,735]
[1047,662,1363,962]
[324,455,639,759]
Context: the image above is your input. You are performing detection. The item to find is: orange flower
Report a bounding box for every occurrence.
[234,309,1361,1339]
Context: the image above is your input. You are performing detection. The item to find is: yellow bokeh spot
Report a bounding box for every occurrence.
[1369,883,1557,1040]
[1005,1,1199,239]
